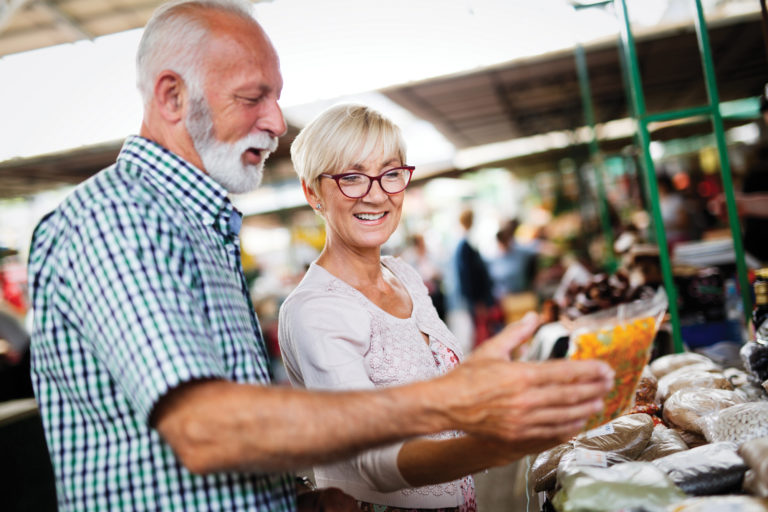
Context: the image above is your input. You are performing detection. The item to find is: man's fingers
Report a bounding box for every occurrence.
[521,359,615,388]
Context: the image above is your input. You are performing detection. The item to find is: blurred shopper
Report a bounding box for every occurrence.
[279,103,611,512]
[657,173,690,245]
[26,2,613,512]
[488,219,538,300]
[400,233,446,320]
[453,208,502,345]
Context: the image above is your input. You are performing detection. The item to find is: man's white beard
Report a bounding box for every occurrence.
[186,96,278,194]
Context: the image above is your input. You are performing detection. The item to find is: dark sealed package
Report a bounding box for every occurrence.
[651,441,747,496]
[741,342,768,384]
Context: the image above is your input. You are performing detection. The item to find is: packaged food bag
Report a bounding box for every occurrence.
[551,461,685,512]
[739,437,768,498]
[568,288,668,430]
[701,401,768,446]
[667,496,768,512]
[652,441,748,496]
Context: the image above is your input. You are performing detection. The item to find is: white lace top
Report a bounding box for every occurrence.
[278,256,472,509]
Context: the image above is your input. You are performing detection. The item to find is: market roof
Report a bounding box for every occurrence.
[382,11,767,150]
[0,4,766,199]
[0,0,166,56]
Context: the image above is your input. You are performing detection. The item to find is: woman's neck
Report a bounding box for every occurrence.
[316,246,384,290]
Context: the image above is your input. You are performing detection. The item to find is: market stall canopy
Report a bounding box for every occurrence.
[0,0,166,56]
[0,5,765,199]
[382,11,767,151]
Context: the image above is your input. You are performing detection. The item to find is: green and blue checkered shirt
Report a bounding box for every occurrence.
[28,135,297,511]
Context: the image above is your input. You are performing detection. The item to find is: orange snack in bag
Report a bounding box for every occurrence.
[571,316,658,431]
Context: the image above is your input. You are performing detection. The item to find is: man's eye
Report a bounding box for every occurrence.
[238,95,264,104]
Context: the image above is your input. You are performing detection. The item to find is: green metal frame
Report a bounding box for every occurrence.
[574,43,618,272]
[615,0,753,353]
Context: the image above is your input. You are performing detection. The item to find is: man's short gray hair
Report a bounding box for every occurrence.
[136,0,255,104]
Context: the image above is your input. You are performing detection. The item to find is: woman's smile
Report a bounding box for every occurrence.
[354,211,388,222]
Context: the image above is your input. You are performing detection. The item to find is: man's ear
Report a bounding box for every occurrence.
[153,70,187,123]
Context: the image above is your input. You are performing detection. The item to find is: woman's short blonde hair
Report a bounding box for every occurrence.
[290,103,407,191]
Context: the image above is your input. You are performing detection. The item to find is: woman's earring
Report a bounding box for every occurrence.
[316,203,322,211]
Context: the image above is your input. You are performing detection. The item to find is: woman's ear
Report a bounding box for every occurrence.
[301,180,321,212]
[153,70,187,123]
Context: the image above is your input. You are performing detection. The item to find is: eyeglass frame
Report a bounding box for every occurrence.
[319,165,415,199]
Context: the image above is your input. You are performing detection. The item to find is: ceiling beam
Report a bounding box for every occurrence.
[40,0,94,41]
[0,0,33,34]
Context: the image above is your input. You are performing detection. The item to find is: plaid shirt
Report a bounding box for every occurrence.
[28,135,296,512]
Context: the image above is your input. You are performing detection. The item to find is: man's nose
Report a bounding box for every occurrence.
[256,100,287,138]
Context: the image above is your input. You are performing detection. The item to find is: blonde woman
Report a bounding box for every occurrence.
[278,104,608,512]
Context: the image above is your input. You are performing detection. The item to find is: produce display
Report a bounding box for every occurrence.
[532,348,768,512]
[559,269,656,320]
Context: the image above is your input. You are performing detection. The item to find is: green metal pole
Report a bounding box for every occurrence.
[575,43,617,271]
[616,0,684,353]
[690,0,753,325]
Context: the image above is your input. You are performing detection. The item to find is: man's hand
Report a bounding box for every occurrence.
[437,313,614,448]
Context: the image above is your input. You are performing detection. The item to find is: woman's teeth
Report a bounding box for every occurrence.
[354,212,385,221]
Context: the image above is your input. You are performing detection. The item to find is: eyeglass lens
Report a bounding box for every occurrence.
[339,168,411,197]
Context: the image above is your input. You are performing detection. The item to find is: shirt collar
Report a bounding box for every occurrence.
[118,135,242,238]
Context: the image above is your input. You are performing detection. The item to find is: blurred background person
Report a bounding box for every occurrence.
[452,208,502,347]
[487,218,538,301]
[400,233,446,320]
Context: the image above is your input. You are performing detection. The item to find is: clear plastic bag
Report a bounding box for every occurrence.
[637,425,689,462]
[568,288,668,430]
[571,413,654,459]
[649,352,719,380]
[530,442,573,492]
[701,402,768,446]
[656,367,730,403]
[662,388,745,436]
[551,461,685,512]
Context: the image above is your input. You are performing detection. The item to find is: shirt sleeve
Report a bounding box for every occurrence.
[278,284,410,492]
[64,200,226,424]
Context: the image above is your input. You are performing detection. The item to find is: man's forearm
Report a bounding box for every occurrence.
[155,378,448,474]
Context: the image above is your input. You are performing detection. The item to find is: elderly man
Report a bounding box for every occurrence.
[27,1,612,511]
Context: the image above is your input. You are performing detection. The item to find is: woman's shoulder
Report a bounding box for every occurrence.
[281,263,368,316]
[382,255,425,288]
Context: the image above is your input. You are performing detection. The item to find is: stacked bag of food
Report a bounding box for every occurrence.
[530,345,768,512]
